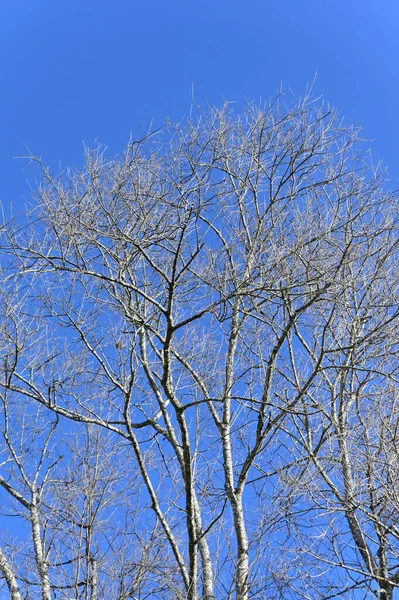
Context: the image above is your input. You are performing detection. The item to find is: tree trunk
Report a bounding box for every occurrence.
[90,557,98,600]
[379,581,393,600]
[31,503,52,600]
[231,497,249,600]
[0,548,22,600]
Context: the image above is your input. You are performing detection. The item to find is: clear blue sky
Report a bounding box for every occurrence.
[1,0,399,209]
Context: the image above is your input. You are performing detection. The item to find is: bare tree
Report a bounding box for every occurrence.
[1,91,399,599]
[282,256,399,599]
[0,288,173,599]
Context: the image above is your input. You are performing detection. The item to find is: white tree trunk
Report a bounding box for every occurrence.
[0,549,22,600]
[31,503,52,600]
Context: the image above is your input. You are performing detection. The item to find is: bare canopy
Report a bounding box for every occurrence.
[1,92,399,599]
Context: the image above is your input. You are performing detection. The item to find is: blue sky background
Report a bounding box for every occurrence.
[1,0,398,210]
[0,3,398,596]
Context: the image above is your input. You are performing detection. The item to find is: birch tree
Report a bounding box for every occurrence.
[2,91,399,598]
[0,289,171,599]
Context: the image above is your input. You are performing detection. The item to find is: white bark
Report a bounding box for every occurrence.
[0,548,22,600]
[30,503,52,600]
